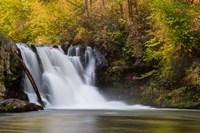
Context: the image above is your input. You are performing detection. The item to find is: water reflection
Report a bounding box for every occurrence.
[0,110,200,133]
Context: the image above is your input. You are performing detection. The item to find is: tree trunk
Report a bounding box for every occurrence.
[89,0,92,8]
[127,0,133,21]
[102,0,105,7]
[89,0,92,13]
[127,0,138,21]
[133,0,138,15]
[119,3,124,18]
[11,42,44,107]
[84,0,89,17]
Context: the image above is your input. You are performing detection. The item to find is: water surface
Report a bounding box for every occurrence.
[0,109,200,133]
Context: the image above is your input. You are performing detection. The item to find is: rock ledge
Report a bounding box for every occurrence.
[0,98,43,113]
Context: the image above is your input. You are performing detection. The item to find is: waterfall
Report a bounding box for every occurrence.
[17,44,150,110]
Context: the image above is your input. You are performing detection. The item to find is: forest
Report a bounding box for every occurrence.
[0,0,200,109]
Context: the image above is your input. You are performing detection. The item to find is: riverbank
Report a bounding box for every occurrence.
[96,58,200,109]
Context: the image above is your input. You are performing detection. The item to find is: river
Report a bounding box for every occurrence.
[0,109,200,133]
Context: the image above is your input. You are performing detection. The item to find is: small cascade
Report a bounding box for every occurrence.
[84,47,96,85]
[18,45,46,104]
[17,44,150,110]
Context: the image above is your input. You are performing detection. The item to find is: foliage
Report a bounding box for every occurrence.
[139,0,200,108]
[0,0,84,44]
[145,0,200,86]
[184,60,200,85]
[0,0,33,41]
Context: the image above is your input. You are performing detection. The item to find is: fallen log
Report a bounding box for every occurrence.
[10,41,44,107]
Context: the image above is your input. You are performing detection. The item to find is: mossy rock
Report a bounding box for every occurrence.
[0,35,28,101]
[0,98,43,113]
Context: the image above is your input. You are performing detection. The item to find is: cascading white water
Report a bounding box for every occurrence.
[17,44,150,110]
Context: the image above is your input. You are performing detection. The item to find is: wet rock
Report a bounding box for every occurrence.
[110,63,154,74]
[0,84,6,98]
[93,47,108,67]
[0,35,27,101]
[61,42,70,54]
[61,44,107,68]
[0,98,43,112]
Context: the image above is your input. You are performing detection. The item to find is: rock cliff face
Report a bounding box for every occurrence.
[0,36,25,100]
[0,36,42,112]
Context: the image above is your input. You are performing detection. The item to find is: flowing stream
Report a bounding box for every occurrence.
[0,109,200,133]
[17,44,148,110]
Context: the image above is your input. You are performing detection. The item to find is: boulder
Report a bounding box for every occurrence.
[0,98,43,112]
[93,47,108,67]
